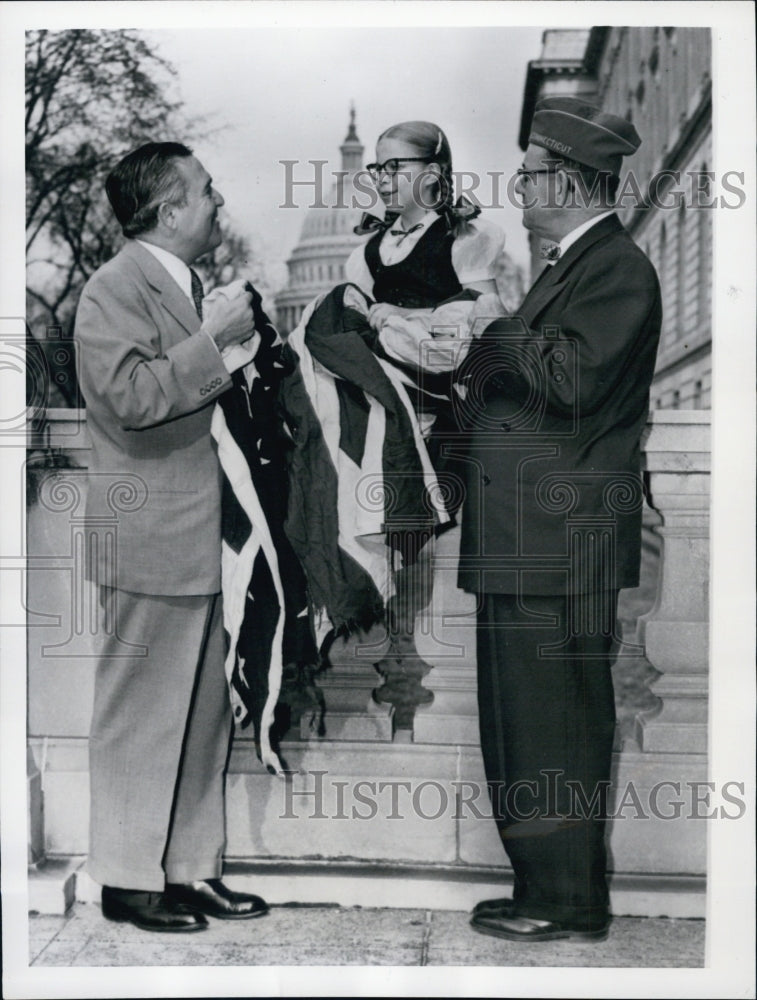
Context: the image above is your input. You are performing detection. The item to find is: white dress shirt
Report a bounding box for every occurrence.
[136,240,257,373]
[544,210,616,266]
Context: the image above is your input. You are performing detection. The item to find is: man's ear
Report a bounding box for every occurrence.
[156,200,178,233]
[554,167,573,208]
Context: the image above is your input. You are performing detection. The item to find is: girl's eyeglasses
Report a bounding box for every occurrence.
[365,157,431,181]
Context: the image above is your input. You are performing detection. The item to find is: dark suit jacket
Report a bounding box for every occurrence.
[456,214,662,596]
[74,240,233,596]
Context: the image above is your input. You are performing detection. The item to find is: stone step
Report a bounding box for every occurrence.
[30,735,708,898]
[413,712,479,745]
[299,700,393,742]
[311,676,382,712]
[28,858,78,915]
[69,858,705,918]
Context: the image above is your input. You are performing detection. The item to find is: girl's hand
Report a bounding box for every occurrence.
[368,303,415,329]
[368,303,397,330]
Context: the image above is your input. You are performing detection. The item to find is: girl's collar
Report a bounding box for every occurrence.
[390,209,438,235]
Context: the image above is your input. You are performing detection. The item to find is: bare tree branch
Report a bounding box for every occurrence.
[25,28,266,408]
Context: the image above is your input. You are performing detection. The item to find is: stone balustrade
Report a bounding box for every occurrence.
[636,411,711,754]
[26,408,710,915]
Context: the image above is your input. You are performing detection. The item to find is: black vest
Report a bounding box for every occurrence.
[365,216,462,307]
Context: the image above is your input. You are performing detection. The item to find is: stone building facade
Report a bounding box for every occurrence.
[519,27,712,409]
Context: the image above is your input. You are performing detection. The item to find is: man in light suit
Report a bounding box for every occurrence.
[75,142,268,931]
[458,99,662,942]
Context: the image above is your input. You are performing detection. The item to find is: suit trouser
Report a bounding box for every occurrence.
[88,587,232,890]
[476,590,618,930]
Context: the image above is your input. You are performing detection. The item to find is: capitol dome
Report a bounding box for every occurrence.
[275,108,369,334]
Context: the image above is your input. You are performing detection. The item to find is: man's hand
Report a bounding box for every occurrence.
[201,282,255,351]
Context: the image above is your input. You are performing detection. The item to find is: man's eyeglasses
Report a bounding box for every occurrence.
[516,167,557,183]
[366,157,431,181]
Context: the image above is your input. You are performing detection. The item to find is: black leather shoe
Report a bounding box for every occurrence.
[471,896,516,917]
[470,911,609,942]
[101,886,208,933]
[165,879,269,920]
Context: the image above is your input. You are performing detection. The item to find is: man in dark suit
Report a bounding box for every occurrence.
[458,98,662,942]
[75,142,269,931]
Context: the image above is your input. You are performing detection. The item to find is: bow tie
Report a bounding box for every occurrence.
[390,223,424,242]
[353,210,398,236]
[540,243,561,262]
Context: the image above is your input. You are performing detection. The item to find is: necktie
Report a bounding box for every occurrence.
[190,268,204,319]
[390,223,423,243]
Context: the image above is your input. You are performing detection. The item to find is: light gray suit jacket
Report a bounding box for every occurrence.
[74,240,233,596]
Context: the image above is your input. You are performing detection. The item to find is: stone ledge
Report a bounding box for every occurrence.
[300,705,393,742]
[28,857,79,915]
[63,857,705,918]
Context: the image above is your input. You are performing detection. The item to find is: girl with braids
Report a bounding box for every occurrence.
[338,120,507,716]
[346,120,507,476]
[346,120,506,380]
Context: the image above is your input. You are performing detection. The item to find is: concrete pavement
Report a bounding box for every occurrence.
[30,902,704,968]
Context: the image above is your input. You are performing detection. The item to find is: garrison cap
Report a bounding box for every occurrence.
[528,97,641,175]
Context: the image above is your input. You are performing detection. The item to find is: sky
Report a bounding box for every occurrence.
[143,26,545,289]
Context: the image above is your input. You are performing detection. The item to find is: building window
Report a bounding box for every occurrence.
[659,222,669,345]
[676,204,687,341]
[696,163,711,334]
[693,380,703,409]
[672,389,680,410]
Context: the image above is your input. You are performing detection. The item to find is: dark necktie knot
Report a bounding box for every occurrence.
[190,268,204,320]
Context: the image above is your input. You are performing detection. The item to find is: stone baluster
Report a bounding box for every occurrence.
[635,411,711,753]
[34,469,148,658]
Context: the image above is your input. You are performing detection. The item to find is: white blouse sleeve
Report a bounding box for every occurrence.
[344,243,375,299]
[451,219,506,286]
